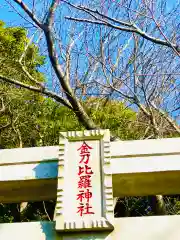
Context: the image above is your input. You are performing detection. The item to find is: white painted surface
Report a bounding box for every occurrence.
[1,216,180,240]
[63,140,102,220]
[0,146,59,165]
[0,162,58,181]
[111,154,180,174]
[0,137,180,201]
[1,137,179,166]
[110,215,180,240]
[0,221,57,240]
[111,137,180,157]
[0,137,180,238]
[1,153,180,182]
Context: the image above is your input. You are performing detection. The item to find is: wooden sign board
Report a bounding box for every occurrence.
[55,130,114,232]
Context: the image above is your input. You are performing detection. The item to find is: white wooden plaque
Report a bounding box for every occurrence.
[55,130,114,232]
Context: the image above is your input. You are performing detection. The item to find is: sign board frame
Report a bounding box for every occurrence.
[55,130,114,232]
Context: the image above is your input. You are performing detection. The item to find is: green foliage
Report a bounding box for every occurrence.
[0,22,44,66]
[0,21,51,223]
[33,98,83,146]
[0,20,179,223]
[0,20,46,148]
[1,96,140,148]
[0,20,45,84]
[0,92,141,222]
[84,98,141,140]
[0,88,44,148]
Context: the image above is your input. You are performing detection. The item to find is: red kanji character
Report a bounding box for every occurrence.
[77,142,92,164]
[84,203,94,215]
[84,189,92,203]
[78,166,84,175]
[77,190,84,202]
[77,203,94,216]
[78,165,94,175]
[77,189,92,203]
[77,203,84,216]
[78,175,92,188]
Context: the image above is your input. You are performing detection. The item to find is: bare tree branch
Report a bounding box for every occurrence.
[13,0,43,28]
[142,0,180,56]
[11,0,98,130]
[19,63,45,88]
[43,201,52,221]
[45,0,59,27]
[6,0,37,28]
[0,74,73,109]
[0,102,13,132]
[12,116,23,148]
[151,102,180,134]
[64,2,179,53]
[0,97,6,115]
[65,16,136,32]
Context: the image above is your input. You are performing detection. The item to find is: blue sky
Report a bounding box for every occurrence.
[0,0,178,26]
[0,0,179,121]
[0,1,20,25]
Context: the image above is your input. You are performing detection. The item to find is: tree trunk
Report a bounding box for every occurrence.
[9,203,21,222]
[149,195,167,215]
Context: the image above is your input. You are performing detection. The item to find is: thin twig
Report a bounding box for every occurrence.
[0,74,73,109]
[43,201,51,221]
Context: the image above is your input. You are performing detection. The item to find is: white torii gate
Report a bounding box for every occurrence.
[0,129,180,239]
